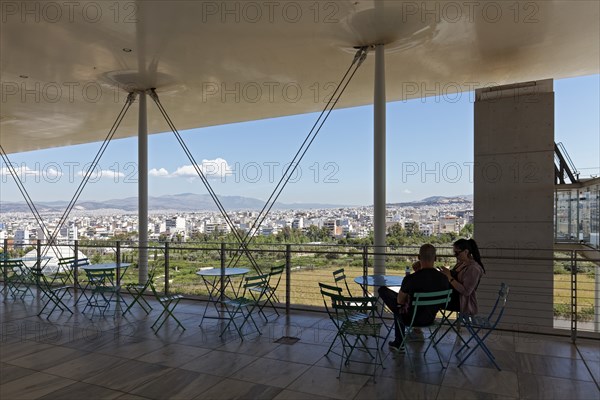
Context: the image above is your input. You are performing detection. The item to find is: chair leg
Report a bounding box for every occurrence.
[325,330,342,356]
[123,287,153,316]
[457,327,501,370]
[152,297,185,333]
[257,290,279,322]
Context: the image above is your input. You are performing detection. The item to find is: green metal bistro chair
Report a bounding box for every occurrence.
[395,289,453,372]
[123,270,155,316]
[252,265,284,321]
[331,294,384,381]
[456,283,510,370]
[149,275,185,333]
[219,274,268,340]
[30,267,73,318]
[2,260,34,299]
[319,282,347,357]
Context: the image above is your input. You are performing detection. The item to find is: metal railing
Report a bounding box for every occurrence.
[2,239,599,341]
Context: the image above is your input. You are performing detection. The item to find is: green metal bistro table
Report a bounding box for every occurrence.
[80,263,131,316]
[196,267,249,324]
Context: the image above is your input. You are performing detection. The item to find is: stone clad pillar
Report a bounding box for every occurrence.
[474,79,555,333]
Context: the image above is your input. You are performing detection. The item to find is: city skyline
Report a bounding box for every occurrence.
[1,75,598,206]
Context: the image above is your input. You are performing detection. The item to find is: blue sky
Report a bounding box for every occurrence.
[1,75,598,206]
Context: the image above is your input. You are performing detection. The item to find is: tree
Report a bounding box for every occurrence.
[459,223,474,238]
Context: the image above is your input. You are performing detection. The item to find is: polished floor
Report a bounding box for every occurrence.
[1,290,599,400]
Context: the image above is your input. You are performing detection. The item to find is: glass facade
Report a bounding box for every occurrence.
[555,181,600,249]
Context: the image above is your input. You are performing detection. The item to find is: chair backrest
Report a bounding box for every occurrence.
[57,257,88,278]
[3,260,30,281]
[58,256,88,273]
[319,282,343,317]
[267,265,284,287]
[331,294,378,317]
[487,283,510,326]
[269,265,284,278]
[332,268,354,295]
[407,289,453,328]
[243,274,268,289]
[242,274,269,301]
[319,282,342,299]
[2,259,25,273]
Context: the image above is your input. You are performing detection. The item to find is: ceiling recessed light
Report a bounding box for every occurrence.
[19,74,28,78]
[122,48,132,53]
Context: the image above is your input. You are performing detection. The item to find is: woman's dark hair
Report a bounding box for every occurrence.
[454,238,485,273]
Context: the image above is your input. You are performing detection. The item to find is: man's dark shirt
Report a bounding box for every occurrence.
[400,268,450,326]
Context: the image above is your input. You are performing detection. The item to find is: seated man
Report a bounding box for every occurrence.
[378,243,450,351]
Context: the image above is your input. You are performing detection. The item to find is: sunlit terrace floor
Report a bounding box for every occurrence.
[1,290,599,400]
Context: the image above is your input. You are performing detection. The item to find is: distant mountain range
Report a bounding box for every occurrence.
[389,195,473,207]
[0,193,473,213]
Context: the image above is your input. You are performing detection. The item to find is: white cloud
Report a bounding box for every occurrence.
[149,168,169,177]
[171,165,198,178]
[45,167,62,179]
[77,169,124,179]
[403,189,412,194]
[170,158,232,179]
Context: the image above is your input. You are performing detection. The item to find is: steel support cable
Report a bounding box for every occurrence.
[148,90,262,273]
[228,47,369,268]
[0,145,62,256]
[41,92,137,258]
[150,93,261,272]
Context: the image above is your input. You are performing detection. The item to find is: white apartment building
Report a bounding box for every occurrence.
[165,216,186,233]
[59,224,78,242]
[419,223,435,236]
[14,229,29,248]
[439,215,464,234]
[292,217,304,229]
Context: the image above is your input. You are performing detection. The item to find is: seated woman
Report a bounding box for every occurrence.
[441,238,485,315]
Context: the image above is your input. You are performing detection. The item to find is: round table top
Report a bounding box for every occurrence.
[196,268,250,277]
[82,263,131,271]
[354,274,404,287]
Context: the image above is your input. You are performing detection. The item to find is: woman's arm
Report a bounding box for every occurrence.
[452,262,482,296]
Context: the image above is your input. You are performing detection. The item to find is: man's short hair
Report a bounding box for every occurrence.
[419,244,436,262]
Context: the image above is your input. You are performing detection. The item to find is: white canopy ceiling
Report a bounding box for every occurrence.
[1,0,599,154]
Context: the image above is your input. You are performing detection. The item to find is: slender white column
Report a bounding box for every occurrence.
[374,44,386,275]
[138,91,148,283]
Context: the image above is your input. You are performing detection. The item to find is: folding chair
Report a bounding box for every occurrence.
[30,267,73,319]
[456,283,510,370]
[331,294,384,381]
[2,260,34,299]
[149,275,185,333]
[122,270,155,316]
[252,265,284,321]
[82,268,121,317]
[395,289,453,372]
[319,282,348,357]
[219,274,268,340]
